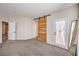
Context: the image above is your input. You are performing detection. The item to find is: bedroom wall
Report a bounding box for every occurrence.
[13,17,35,40]
[47,5,78,49]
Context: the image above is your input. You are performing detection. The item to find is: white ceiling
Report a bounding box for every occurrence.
[0,3,76,19]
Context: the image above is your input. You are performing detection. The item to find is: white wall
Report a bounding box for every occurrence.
[47,5,78,49]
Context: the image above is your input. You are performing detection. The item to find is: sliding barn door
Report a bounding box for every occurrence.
[38,16,47,42]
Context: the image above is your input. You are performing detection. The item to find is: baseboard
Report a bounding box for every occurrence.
[9,37,38,40]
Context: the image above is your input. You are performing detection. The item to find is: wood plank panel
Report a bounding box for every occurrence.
[38,16,46,42]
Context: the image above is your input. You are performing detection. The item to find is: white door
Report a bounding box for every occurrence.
[56,21,65,47]
[8,22,16,40]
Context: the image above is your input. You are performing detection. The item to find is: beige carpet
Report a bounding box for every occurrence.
[0,39,71,56]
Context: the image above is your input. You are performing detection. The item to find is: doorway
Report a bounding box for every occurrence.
[2,21,8,43]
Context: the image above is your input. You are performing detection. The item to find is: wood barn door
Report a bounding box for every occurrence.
[2,22,8,43]
[38,16,47,42]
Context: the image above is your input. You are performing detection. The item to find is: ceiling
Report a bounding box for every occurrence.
[0,3,76,19]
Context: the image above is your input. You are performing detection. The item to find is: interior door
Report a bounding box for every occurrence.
[8,22,16,40]
[2,22,8,43]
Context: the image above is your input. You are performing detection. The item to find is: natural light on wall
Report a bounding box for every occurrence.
[56,21,65,48]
